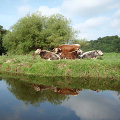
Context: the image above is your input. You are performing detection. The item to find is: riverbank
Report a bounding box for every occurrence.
[0,53,120,80]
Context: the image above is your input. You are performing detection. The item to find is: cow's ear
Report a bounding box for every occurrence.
[75,50,78,53]
[96,50,99,53]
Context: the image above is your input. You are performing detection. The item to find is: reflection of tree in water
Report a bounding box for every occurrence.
[0,77,2,81]
[4,78,69,107]
[2,73,120,106]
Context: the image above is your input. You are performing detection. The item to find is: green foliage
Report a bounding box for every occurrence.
[83,35,120,52]
[0,25,7,55]
[3,12,76,54]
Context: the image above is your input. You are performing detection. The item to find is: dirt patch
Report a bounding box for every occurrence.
[58,63,66,70]
[65,69,72,76]
[5,59,15,63]
[18,63,31,68]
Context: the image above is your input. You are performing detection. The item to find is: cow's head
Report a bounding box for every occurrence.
[97,50,103,56]
[53,48,62,54]
[35,49,42,55]
[76,49,83,55]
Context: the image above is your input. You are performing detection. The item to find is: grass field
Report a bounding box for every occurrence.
[0,53,120,80]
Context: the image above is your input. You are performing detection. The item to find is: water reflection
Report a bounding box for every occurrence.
[5,79,69,107]
[0,74,120,120]
[62,90,120,120]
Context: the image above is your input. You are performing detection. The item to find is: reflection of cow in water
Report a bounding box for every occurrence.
[54,87,82,96]
[32,84,82,96]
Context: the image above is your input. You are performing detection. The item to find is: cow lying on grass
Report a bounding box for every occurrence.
[60,49,83,59]
[35,49,60,60]
[53,44,80,54]
[78,50,103,59]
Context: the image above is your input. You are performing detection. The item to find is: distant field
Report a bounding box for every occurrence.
[0,53,120,80]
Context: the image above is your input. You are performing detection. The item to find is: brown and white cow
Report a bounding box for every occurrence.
[60,49,83,59]
[35,49,60,60]
[53,44,80,54]
[78,50,103,59]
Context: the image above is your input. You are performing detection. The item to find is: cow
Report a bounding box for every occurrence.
[60,49,83,59]
[53,44,80,54]
[35,49,60,60]
[78,50,103,59]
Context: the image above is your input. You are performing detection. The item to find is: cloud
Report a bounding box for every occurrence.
[73,16,109,40]
[114,9,120,18]
[62,0,120,17]
[62,91,120,120]
[38,6,61,16]
[75,17,108,30]
[18,5,32,16]
[111,19,120,28]
[110,9,120,34]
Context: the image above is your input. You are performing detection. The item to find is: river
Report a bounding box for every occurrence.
[0,76,120,120]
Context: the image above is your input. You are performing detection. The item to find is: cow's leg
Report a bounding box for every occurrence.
[93,57,97,60]
[47,58,51,61]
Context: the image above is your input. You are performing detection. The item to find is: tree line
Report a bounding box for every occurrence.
[0,12,120,55]
[82,35,120,53]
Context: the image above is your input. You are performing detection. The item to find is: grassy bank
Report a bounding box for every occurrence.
[0,53,120,80]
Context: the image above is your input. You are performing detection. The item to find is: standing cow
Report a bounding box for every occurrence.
[35,49,60,60]
[53,44,80,54]
[78,50,103,59]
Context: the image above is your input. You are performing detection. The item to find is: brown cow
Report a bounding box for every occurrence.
[35,49,60,60]
[60,49,83,59]
[53,44,80,53]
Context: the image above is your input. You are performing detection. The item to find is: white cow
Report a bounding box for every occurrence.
[79,50,103,59]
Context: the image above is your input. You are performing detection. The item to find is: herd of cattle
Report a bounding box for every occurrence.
[35,44,103,60]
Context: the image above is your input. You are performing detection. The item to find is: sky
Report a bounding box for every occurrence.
[0,0,120,40]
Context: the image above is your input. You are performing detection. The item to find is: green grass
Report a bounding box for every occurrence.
[0,53,120,80]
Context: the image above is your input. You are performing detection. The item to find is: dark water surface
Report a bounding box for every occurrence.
[0,76,120,120]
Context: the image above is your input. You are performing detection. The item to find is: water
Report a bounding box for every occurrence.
[0,77,120,120]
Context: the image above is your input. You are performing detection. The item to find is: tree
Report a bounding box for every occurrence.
[0,25,7,55]
[3,12,76,54]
